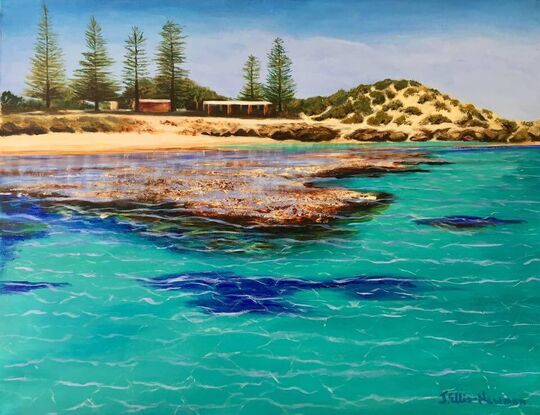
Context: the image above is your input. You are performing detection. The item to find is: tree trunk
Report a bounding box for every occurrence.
[94,100,99,112]
[134,78,140,112]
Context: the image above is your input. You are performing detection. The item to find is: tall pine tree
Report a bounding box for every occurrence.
[25,3,66,109]
[123,26,148,112]
[238,55,263,100]
[264,38,295,112]
[155,20,186,112]
[72,17,118,112]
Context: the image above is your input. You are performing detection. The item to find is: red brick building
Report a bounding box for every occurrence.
[138,99,171,113]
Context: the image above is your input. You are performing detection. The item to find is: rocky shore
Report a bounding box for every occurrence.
[2,113,539,144]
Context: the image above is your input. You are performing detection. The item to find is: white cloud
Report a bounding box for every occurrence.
[3,30,539,120]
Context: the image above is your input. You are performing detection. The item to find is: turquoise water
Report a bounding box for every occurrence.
[0,144,539,414]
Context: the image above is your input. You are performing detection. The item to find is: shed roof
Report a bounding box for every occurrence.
[203,100,272,106]
[140,99,171,103]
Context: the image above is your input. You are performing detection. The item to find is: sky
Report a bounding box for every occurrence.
[1,0,539,119]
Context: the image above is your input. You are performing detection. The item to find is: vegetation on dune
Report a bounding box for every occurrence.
[393,80,409,91]
[370,90,386,105]
[394,115,409,126]
[367,111,393,126]
[342,113,364,124]
[404,106,422,115]
[417,93,434,104]
[288,78,523,133]
[498,119,518,132]
[382,100,403,111]
[421,114,452,125]
[434,101,449,111]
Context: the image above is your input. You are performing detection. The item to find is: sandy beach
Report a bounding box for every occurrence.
[0,131,289,155]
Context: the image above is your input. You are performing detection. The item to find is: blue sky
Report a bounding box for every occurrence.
[2,0,539,118]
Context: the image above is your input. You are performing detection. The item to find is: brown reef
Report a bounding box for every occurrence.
[3,150,441,226]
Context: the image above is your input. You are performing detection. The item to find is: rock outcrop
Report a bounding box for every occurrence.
[200,123,339,142]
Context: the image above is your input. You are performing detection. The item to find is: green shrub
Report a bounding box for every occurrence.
[421,114,452,125]
[370,90,386,105]
[394,80,409,91]
[386,90,396,99]
[373,79,393,90]
[1,91,44,114]
[404,106,422,116]
[314,101,353,120]
[382,100,403,111]
[288,97,328,116]
[481,109,494,120]
[434,101,449,111]
[458,116,488,128]
[461,104,486,121]
[498,118,518,132]
[367,111,393,126]
[409,80,421,86]
[523,121,533,127]
[403,87,419,97]
[342,113,364,124]
[328,89,349,106]
[418,94,434,104]
[353,96,373,115]
[394,115,409,125]
[450,99,459,106]
[350,84,371,95]
[468,119,489,128]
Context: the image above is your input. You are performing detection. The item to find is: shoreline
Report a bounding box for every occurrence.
[1,113,538,156]
[0,131,538,156]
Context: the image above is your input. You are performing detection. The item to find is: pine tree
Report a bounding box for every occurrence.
[264,38,295,112]
[123,26,148,112]
[25,3,66,109]
[72,17,118,112]
[155,20,186,112]
[238,55,263,101]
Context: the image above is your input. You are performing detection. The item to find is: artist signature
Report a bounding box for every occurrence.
[440,391,526,406]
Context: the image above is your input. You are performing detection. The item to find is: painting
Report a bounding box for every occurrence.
[1,1,539,413]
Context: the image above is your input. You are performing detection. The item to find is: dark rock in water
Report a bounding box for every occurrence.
[415,215,524,229]
[0,281,69,295]
[142,271,418,314]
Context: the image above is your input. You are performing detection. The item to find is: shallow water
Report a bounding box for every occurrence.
[0,143,538,414]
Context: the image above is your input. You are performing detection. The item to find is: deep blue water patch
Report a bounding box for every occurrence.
[141,271,418,314]
[0,281,69,295]
[415,215,524,229]
[0,194,53,270]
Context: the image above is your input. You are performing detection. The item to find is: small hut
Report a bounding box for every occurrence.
[138,99,172,113]
[202,100,272,117]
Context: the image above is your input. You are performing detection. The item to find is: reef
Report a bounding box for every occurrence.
[141,271,418,314]
[2,149,442,226]
[415,215,524,229]
[0,281,69,295]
